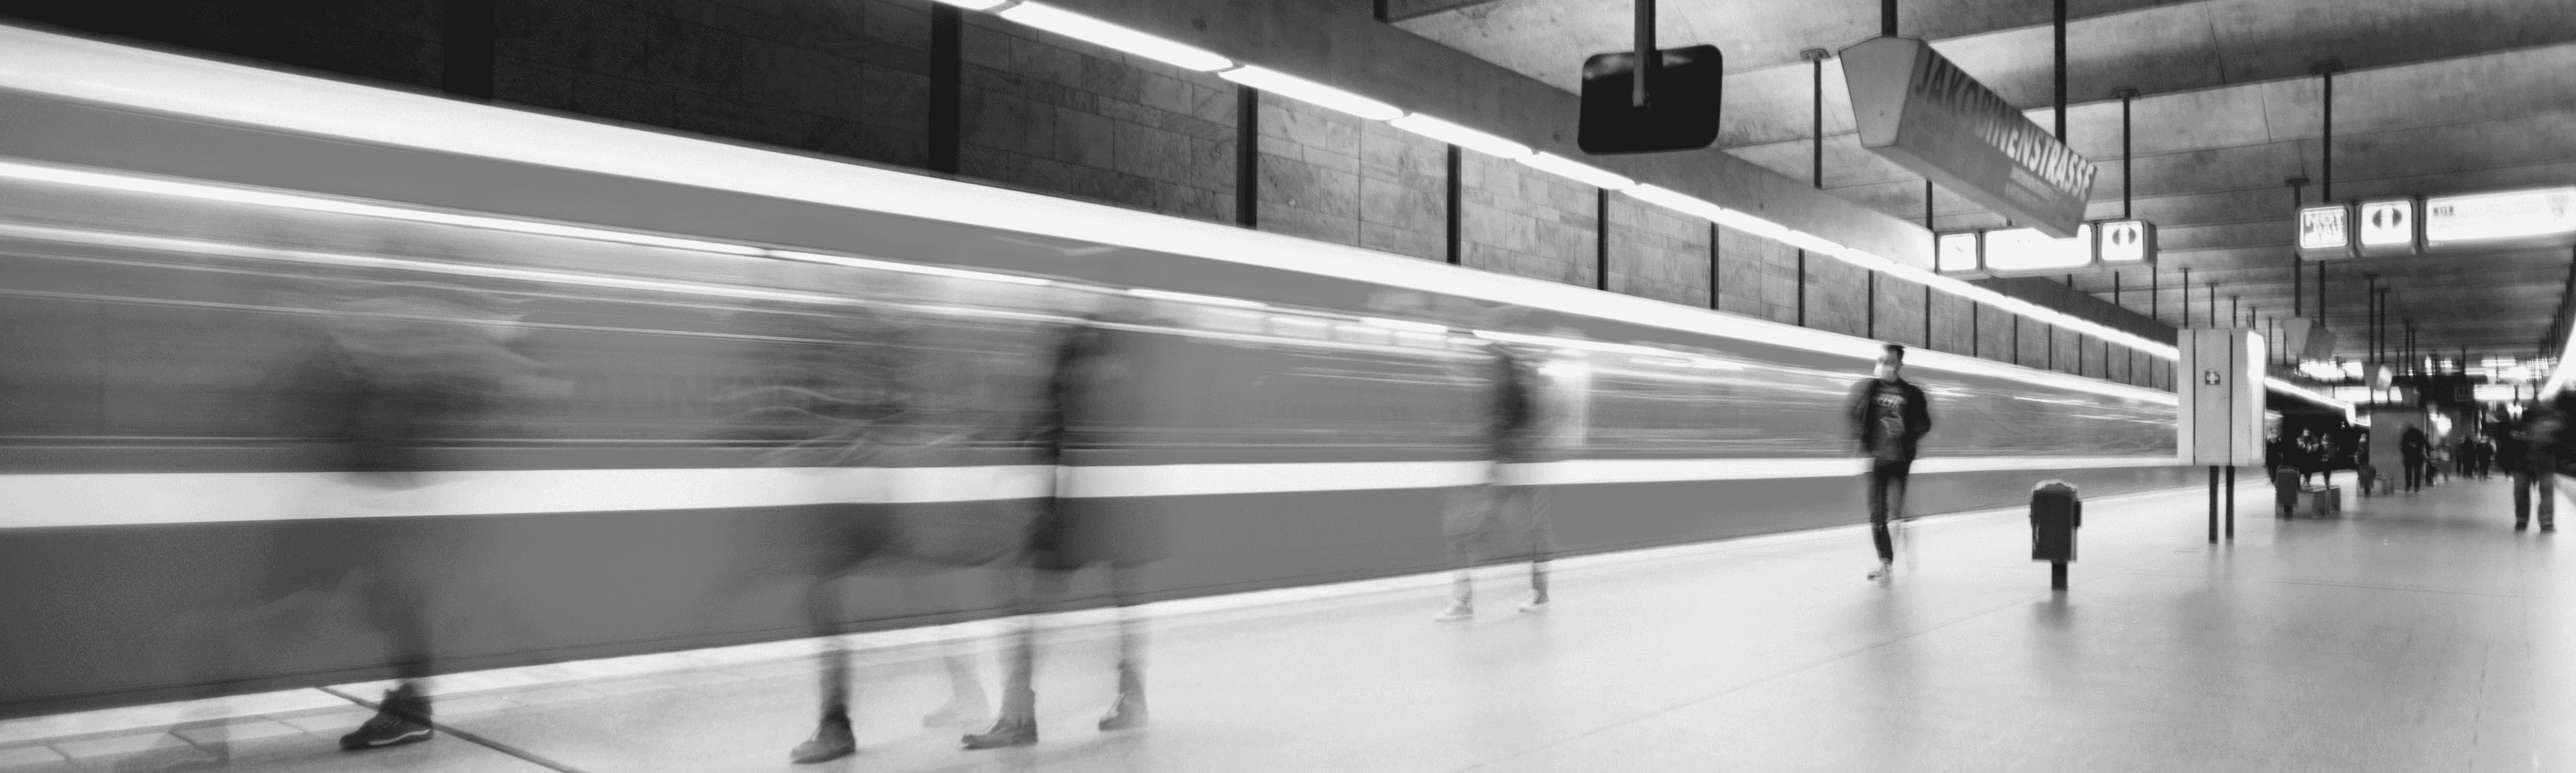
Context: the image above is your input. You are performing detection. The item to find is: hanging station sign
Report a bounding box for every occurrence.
[2098,219,2156,264]
[2355,197,2419,255]
[2297,203,2352,260]
[2424,187,2576,248]
[1840,36,2096,238]
[1981,224,2094,272]
[1933,220,2152,276]
[1935,231,1980,272]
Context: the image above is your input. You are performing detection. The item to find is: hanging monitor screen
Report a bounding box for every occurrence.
[1981,224,2092,273]
[2424,187,2576,247]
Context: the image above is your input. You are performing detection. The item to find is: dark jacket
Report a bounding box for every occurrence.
[2400,427,2428,460]
[1847,376,1931,462]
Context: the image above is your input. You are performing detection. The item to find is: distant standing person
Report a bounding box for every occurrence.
[2400,424,2429,493]
[1847,344,1931,582]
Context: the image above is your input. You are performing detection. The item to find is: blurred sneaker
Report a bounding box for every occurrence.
[1432,600,1474,621]
[1517,595,1548,613]
[1867,562,1892,582]
[1097,692,1146,731]
[920,701,987,729]
[789,713,856,764]
[339,711,432,750]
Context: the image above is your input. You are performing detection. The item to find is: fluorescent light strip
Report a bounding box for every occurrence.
[769,250,1052,286]
[1218,66,1401,121]
[996,3,1230,72]
[1127,287,1267,308]
[2542,320,2576,397]
[1359,316,1450,334]
[0,25,2190,403]
[1387,115,1532,159]
[0,159,764,257]
[1517,153,1635,191]
[930,0,1014,9]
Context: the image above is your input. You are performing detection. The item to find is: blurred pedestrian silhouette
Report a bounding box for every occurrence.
[1434,338,1553,621]
[963,309,1169,750]
[1847,344,1930,582]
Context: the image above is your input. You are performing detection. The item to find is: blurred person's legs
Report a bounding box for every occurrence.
[342,570,436,751]
[1866,459,1909,580]
[963,565,1067,750]
[1514,485,1554,611]
[2538,454,2557,531]
[1096,564,1146,731]
[1436,484,1498,621]
[790,579,859,764]
[2404,459,2422,491]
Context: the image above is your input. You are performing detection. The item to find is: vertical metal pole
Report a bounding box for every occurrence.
[1882,0,1897,36]
[2294,259,2303,317]
[2321,68,2336,201]
[2116,88,2136,219]
[2053,0,2068,142]
[1633,0,1655,107]
[2208,282,2218,327]
[1373,0,1389,21]
[928,5,961,174]
[1596,188,1611,291]
[1444,144,1462,264]
[1809,51,1827,189]
[1234,85,1258,226]
[2225,466,2236,539]
[2208,466,2220,544]
[2179,268,2190,327]
[2152,270,2160,321]
[1868,272,1878,339]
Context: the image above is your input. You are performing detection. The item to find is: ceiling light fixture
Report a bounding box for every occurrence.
[1388,114,1533,158]
[1218,66,1401,120]
[996,3,1233,71]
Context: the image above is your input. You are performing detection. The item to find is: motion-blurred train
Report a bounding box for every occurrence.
[0,25,2199,717]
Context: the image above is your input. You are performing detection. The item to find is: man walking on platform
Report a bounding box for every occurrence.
[1847,344,1931,582]
[2506,405,2562,531]
[2401,423,2429,493]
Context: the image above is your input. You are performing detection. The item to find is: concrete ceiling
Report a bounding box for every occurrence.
[1397,0,2576,364]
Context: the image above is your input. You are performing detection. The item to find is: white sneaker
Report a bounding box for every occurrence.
[1866,562,1892,581]
[1433,601,1474,621]
[1517,596,1549,613]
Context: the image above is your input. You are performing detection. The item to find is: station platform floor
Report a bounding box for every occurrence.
[7,473,2575,772]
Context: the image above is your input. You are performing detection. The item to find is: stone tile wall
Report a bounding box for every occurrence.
[7,0,2166,390]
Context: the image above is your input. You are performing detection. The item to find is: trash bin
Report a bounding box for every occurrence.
[2031,480,2080,590]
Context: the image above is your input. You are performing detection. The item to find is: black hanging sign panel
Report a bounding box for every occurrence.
[1578,45,1722,154]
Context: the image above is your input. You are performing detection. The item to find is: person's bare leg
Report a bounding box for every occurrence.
[1436,487,1484,621]
[1519,487,1553,612]
[1097,564,1147,731]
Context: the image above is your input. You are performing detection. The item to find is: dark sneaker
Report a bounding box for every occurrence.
[788,713,857,764]
[962,717,1038,750]
[339,710,433,751]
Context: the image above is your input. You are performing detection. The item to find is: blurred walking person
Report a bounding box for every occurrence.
[275,278,546,752]
[964,313,1167,750]
[1848,344,1931,581]
[2401,424,2429,493]
[2507,405,2562,531]
[1434,340,1553,621]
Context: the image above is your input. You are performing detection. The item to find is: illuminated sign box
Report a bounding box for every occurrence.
[1981,223,2094,274]
[2297,203,2353,260]
[2098,219,2156,265]
[2355,197,2419,255]
[2473,384,2522,402]
[2424,186,2576,249]
[1935,231,1982,273]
